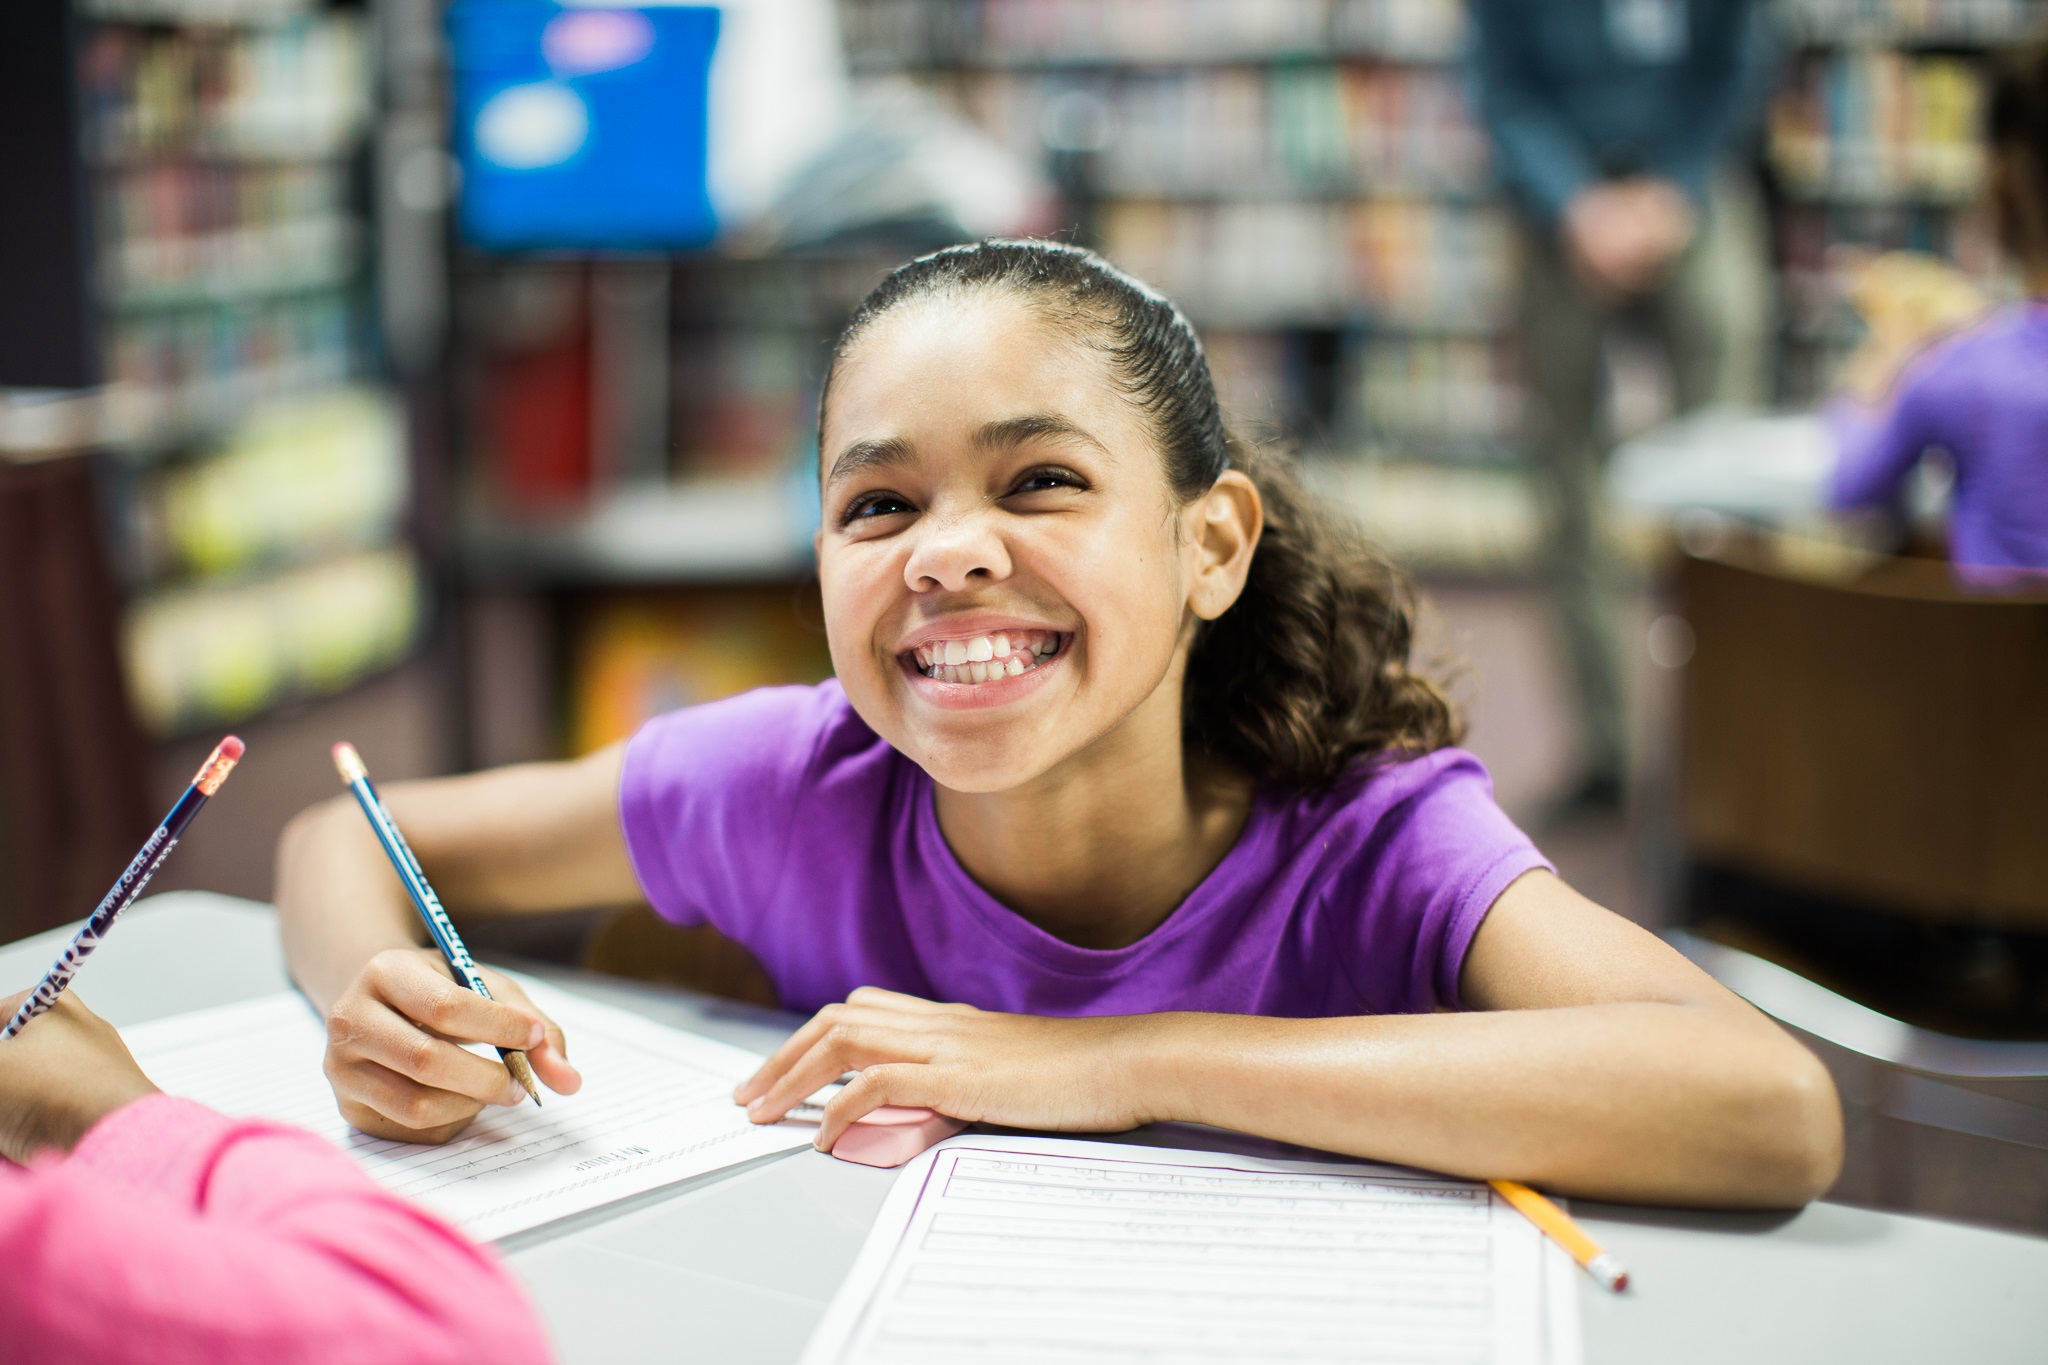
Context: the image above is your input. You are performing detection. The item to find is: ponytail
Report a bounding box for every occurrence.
[1187,440,1460,787]
[826,238,1460,788]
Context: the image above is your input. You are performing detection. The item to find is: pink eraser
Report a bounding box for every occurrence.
[827,1105,966,1168]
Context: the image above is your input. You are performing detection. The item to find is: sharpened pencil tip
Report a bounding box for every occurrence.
[506,1050,543,1106]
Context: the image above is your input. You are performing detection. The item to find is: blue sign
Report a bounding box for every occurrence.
[449,4,721,250]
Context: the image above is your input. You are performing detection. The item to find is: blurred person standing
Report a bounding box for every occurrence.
[1470,0,1775,812]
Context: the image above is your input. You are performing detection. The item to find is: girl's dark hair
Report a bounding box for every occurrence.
[1989,42,2048,253]
[822,238,1460,788]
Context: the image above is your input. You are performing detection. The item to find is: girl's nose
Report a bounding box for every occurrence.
[903,511,1012,593]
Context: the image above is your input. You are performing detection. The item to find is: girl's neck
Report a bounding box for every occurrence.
[932,697,1256,951]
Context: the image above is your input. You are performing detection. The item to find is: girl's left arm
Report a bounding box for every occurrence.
[736,870,1844,1209]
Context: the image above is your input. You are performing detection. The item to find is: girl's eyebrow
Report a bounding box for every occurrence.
[825,415,1109,488]
[975,414,1112,458]
[825,436,914,488]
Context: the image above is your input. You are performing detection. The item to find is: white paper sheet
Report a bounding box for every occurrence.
[121,979,815,1241]
[800,1135,1583,1365]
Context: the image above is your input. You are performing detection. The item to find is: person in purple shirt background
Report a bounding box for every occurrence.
[276,240,1838,1209]
[1830,44,2048,580]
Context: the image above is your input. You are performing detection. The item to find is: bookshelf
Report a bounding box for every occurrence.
[38,0,419,739]
[837,0,1523,466]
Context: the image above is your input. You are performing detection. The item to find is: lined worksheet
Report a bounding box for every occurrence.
[121,980,815,1241]
[801,1136,1582,1365]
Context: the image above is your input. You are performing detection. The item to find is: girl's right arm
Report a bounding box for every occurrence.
[275,744,639,1142]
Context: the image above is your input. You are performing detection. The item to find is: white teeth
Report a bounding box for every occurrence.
[913,631,1064,682]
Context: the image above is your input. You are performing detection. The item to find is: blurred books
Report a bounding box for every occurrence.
[842,0,1468,67]
[83,15,370,452]
[125,546,419,734]
[568,590,833,754]
[1770,50,1985,205]
[82,16,369,161]
[1101,198,1515,330]
[956,63,1489,198]
[129,388,407,582]
[1775,0,2044,44]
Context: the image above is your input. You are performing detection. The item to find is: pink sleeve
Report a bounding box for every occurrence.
[0,1094,553,1365]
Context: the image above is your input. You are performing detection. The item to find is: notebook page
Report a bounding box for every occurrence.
[121,979,815,1241]
[801,1135,1583,1365]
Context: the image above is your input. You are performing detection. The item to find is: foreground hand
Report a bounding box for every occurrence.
[733,987,1164,1152]
[0,991,159,1163]
[323,947,582,1144]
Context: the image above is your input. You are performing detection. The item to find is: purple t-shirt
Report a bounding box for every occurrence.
[1829,303,2048,576]
[619,682,1550,1018]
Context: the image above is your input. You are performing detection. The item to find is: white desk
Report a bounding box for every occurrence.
[5,892,2045,1364]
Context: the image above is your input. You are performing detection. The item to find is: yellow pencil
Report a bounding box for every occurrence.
[1489,1179,1630,1293]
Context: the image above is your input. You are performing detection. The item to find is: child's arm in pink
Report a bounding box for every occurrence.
[0,1094,552,1365]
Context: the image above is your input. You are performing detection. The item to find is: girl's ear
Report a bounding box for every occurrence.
[1184,470,1263,622]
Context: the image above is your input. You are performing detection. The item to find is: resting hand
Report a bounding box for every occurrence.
[0,991,159,1163]
[322,947,582,1144]
[733,987,1162,1152]
[1564,178,1695,298]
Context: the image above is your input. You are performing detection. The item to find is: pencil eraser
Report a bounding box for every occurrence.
[827,1106,966,1168]
[218,735,245,761]
[331,743,367,783]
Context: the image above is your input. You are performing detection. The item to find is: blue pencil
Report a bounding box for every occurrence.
[3,736,244,1040]
[330,742,542,1106]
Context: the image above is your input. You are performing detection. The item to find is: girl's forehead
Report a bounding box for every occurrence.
[823,294,1137,447]
[842,290,1077,371]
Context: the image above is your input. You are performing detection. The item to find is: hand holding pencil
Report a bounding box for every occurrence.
[321,743,581,1143]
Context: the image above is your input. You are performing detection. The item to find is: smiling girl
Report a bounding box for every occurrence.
[278,240,1840,1206]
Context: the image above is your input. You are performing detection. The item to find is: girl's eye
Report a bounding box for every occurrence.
[842,492,914,524]
[1009,467,1085,496]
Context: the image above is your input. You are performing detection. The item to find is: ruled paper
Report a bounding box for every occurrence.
[801,1136,1582,1365]
[121,980,814,1241]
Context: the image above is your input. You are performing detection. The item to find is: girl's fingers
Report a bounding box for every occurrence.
[332,997,531,1107]
[813,1064,941,1152]
[844,986,959,1014]
[369,951,543,1053]
[744,1020,927,1123]
[327,1054,487,1140]
[525,1035,583,1095]
[477,970,583,1094]
[735,1005,853,1103]
[735,995,966,1103]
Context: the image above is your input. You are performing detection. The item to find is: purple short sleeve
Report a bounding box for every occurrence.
[1322,752,1552,1014]
[617,684,836,936]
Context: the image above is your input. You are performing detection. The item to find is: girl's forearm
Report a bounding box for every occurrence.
[1134,1003,1841,1208]
[275,797,424,1012]
[275,748,641,1012]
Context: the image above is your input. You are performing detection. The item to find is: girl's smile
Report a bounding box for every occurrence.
[899,620,1073,710]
